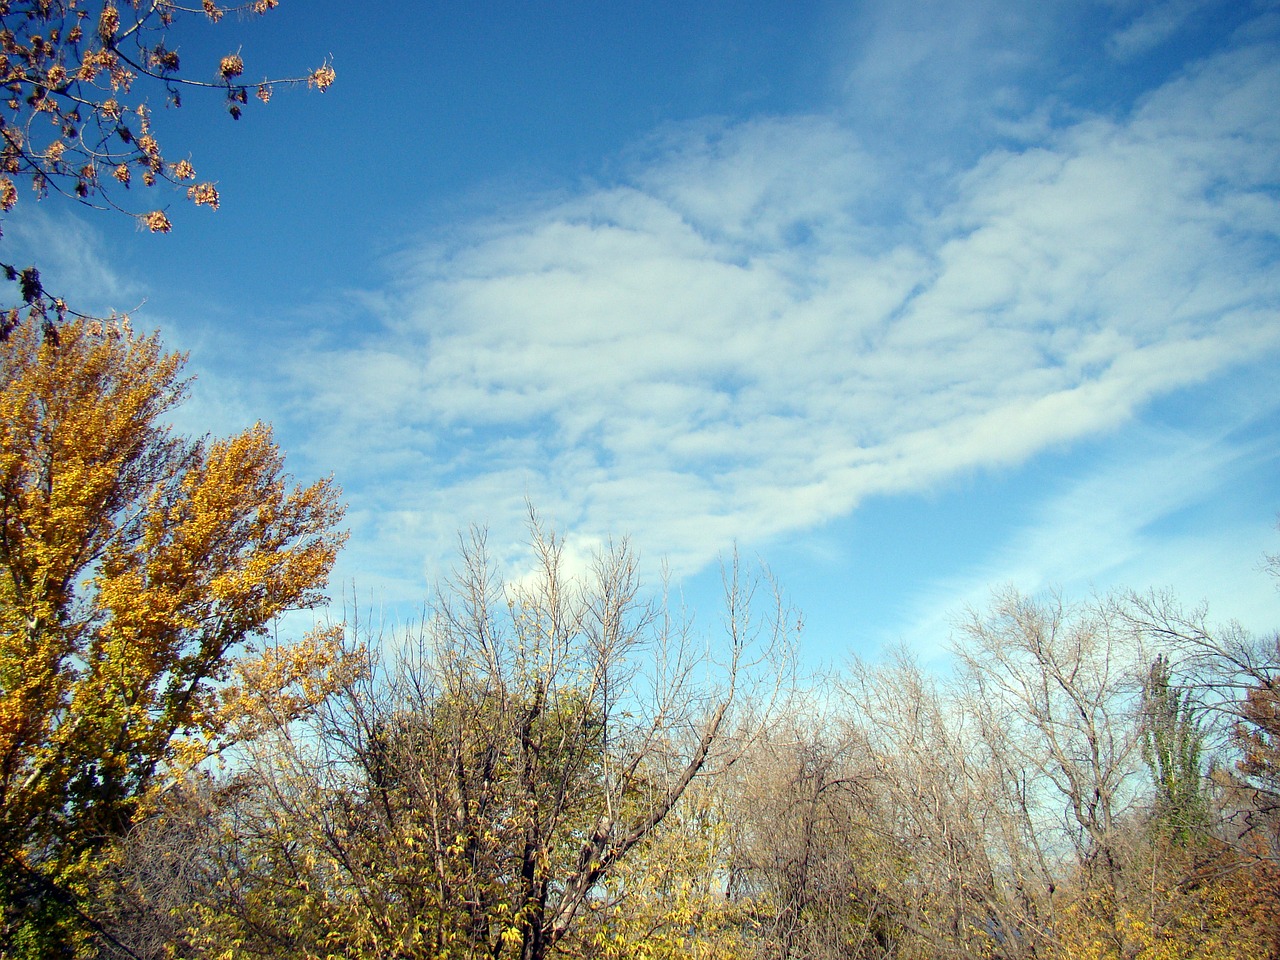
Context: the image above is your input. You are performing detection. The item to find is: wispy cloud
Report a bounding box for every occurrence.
[4,207,141,313]
[1106,0,1212,59]
[267,30,1279,606]
[888,402,1280,657]
[839,0,1052,144]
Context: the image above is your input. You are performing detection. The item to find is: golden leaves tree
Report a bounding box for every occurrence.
[0,0,334,334]
[1235,672,1280,849]
[0,317,347,954]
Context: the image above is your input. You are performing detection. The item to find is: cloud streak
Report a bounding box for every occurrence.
[888,404,1280,659]
[278,34,1279,599]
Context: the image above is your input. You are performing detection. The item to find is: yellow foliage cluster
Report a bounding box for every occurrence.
[1048,852,1280,960]
[582,789,752,960]
[0,318,349,893]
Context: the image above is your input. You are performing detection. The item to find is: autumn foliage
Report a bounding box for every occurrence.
[2,313,1277,960]
[0,0,335,333]
[0,317,348,951]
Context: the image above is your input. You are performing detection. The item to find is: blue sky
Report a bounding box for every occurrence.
[9,0,1280,662]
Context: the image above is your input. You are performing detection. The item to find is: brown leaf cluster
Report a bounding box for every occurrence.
[0,0,334,237]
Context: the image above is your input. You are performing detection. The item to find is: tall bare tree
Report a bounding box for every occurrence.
[840,646,1059,960]
[954,591,1144,895]
[180,516,793,960]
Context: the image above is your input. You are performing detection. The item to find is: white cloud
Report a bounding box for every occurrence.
[272,37,1279,608]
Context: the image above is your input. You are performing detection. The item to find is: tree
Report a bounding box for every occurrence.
[840,647,1058,960]
[1139,654,1208,843]
[1237,667,1280,790]
[724,709,894,960]
[954,590,1143,896]
[182,519,792,960]
[0,317,349,954]
[1119,587,1280,860]
[0,0,334,334]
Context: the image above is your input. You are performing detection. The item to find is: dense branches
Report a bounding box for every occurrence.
[723,581,1280,960]
[180,521,793,960]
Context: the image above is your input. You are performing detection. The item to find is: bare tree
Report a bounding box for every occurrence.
[954,590,1145,896]
[725,699,887,960]
[181,515,794,960]
[840,646,1059,960]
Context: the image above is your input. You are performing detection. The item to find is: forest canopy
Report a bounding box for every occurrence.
[0,3,1275,960]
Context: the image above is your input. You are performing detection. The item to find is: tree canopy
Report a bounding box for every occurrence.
[178,522,792,960]
[0,317,350,954]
